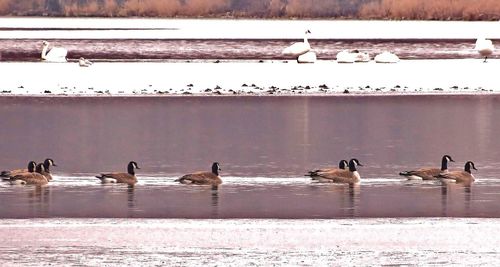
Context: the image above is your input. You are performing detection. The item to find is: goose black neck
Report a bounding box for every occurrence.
[441,157,449,171]
[43,161,51,172]
[212,164,219,176]
[35,164,44,174]
[28,162,36,172]
[464,163,473,174]
[338,161,347,169]
[127,163,135,175]
[349,162,357,172]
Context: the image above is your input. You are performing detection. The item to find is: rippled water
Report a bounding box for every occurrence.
[0,38,487,61]
[0,95,499,218]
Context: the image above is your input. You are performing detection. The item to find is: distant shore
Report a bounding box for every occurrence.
[0,59,498,97]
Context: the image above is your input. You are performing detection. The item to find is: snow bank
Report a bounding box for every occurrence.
[0,59,498,96]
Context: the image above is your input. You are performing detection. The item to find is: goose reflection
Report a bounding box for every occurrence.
[440,180,472,217]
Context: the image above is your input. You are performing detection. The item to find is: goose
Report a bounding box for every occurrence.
[282,30,311,57]
[79,57,93,67]
[475,38,494,62]
[9,163,48,185]
[41,158,57,182]
[41,41,67,62]
[306,160,348,179]
[313,158,363,184]
[374,51,400,63]
[399,155,454,180]
[95,161,140,185]
[1,161,37,181]
[297,51,317,63]
[436,161,477,184]
[176,162,222,186]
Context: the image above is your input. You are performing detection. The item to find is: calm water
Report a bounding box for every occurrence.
[0,39,489,61]
[1,95,500,218]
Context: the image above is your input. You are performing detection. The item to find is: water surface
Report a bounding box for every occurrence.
[0,95,499,218]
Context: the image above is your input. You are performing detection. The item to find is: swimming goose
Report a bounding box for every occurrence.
[41,158,57,181]
[95,161,140,185]
[314,158,363,184]
[1,161,37,180]
[176,162,222,186]
[282,30,312,57]
[399,155,454,180]
[10,163,48,185]
[475,38,494,62]
[436,161,477,184]
[306,160,348,179]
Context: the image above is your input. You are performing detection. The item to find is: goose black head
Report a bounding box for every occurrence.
[35,163,45,174]
[127,161,140,175]
[212,162,221,176]
[464,161,477,173]
[348,158,363,171]
[27,161,37,172]
[441,155,454,170]
[338,160,348,169]
[43,158,57,169]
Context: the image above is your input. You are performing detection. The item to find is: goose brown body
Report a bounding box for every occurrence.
[314,159,363,184]
[176,162,222,186]
[399,155,454,180]
[10,163,48,186]
[306,160,348,179]
[437,161,477,184]
[95,161,140,185]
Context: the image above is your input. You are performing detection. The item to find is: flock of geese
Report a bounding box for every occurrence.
[0,155,476,187]
[40,33,495,65]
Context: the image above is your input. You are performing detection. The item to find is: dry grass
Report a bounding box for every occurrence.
[359,0,500,20]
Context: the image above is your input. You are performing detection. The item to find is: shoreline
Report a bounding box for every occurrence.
[0,59,498,96]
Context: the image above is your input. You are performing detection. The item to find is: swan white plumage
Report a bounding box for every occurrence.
[282,30,311,57]
[474,38,494,62]
[41,41,67,62]
[78,57,93,67]
[336,50,370,63]
[374,51,400,63]
[336,50,356,63]
[297,51,316,63]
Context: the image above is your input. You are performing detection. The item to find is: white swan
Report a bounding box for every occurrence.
[374,51,400,63]
[78,57,93,67]
[297,51,316,63]
[336,50,370,63]
[475,38,494,62]
[282,30,311,57]
[41,41,67,62]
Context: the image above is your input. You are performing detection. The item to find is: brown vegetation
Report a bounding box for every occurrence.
[0,0,498,20]
[359,0,500,20]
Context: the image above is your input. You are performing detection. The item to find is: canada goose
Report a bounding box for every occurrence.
[282,30,311,57]
[176,162,222,186]
[436,161,477,184]
[399,155,454,180]
[314,158,363,184]
[95,161,140,185]
[1,161,37,180]
[41,158,57,181]
[306,160,348,179]
[475,38,494,62]
[10,163,48,185]
[41,41,68,62]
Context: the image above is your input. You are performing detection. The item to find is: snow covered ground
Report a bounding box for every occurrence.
[0,218,498,265]
[0,59,498,96]
[0,18,499,40]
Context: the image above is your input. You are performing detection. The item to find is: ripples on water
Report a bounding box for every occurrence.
[0,39,487,61]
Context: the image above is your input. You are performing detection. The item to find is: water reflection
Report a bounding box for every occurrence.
[440,180,473,217]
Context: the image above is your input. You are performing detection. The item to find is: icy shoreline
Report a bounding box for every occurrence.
[0,59,498,96]
[0,218,498,265]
